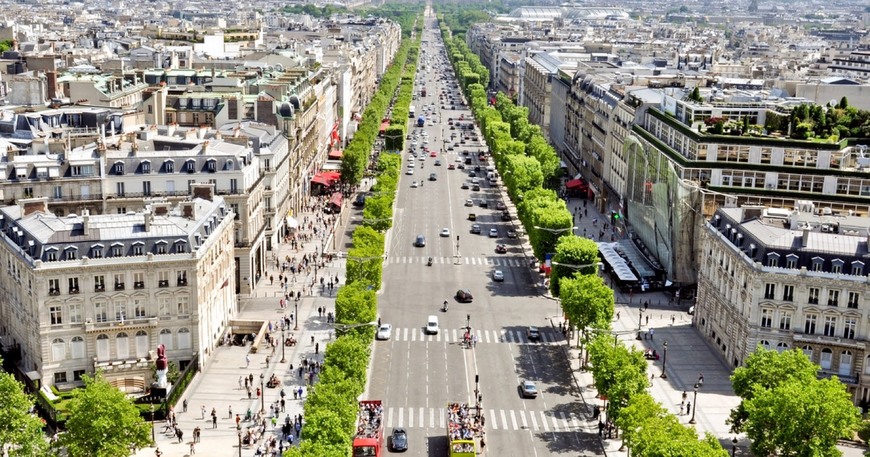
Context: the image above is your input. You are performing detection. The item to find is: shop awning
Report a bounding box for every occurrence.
[311,174,331,186]
[285,215,299,229]
[328,150,343,159]
[311,171,341,187]
[328,192,342,207]
[597,242,639,282]
[566,179,587,190]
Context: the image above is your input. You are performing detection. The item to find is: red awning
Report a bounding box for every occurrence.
[311,171,341,187]
[328,192,342,207]
[328,150,343,159]
[566,179,587,190]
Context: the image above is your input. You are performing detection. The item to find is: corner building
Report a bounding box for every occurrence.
[0,186,235,391]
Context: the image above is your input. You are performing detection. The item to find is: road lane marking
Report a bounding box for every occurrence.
[489,409,497,430]
[529,412,538,430]
[398,408,404,427]
[540,412,549,431]
[387,407,394,428]
[510,410,518,430]
[519,410,528,429]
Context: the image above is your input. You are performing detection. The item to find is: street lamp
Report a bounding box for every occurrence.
[281,328,286,363]
[334,321,379,336]
[259,373,265,413]
[150,404,155,446]
[294,300,299,331]
[689,382,699,424]
[238,431,242,457]
[636,308,645,340]
[661,340,668,379]
[533,225,578,234]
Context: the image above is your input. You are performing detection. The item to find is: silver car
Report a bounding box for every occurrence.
[520,380,538,398]
[376,324,393,340]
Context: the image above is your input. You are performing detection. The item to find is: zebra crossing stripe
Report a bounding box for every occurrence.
[529,411,538,430]
[519,410,528,429]
[430,408,436,428]
[539,411,549,432]
[419,408,425,428]
[409,407,414,428]
[510,410,518,430]
[398,408,404,428]
[489,409,497,430]
[500,410,508,430]
[551,413,560,431]
[388,407,394,428]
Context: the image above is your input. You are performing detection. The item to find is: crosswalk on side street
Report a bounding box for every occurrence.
[381,327,563,344]
[386,255,527,267]
[384,406,595,434]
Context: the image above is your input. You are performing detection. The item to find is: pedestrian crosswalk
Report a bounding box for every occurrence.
[384,327,562,344]
[386,256,526,267]
[384,406,594,433]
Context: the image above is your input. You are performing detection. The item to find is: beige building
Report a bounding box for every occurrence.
[0,188,235,391]
[696,205,870,404]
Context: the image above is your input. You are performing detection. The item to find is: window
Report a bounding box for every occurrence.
[114,300,127,322]
[230,178,238,193]
[50,306,63,325]
[91,244,102,258]
[767,253,779,267]
[156,243,166,255]
[820,348,833,370]
[178,328,191,349]
[94,275,105,291]
[73,370,85,381]
[48,278,60,295]
[116,332,129,359]
[832,259,844,274]
[142,161,151,173]
[852,261,864,276]
[186,160,196,172]
[176,296,189,315]
[759,340,771,350]
[94,302,108,322]
[844,318,857,339]
[782,285,794,302]
[840,350,853,376]
[68,303,82,324]
[116,182,125,196]
[158,296,171,316]
[158,271,169,287]
[132,243,143,256]
[805,314,817,334]
[68,277,79,294]
[159,329,173,350]
[46,250,56,261]
[54,372,67,383]
[779,311,791,330]
[802,345,813,360]
[760,309,773,328]
[231,204,239,220]
[824,316,837,337]
[808,287,820,305]
[177,270,187,286]
[66,248,77,261]
[786,254,798,269]
[143,181,151,196]
[828,290,840,307]
[136,331,149,357]
[54,185,62,198]
[133,272,145,289]
[116,207,126,215]
[132,298,146,318]
[764,283,776,300]
[811,257,824,272]
[848,292,860,309]
[114,162,124,174]
[165,160,174,173]
[96,334,110,360]
[114,274,125,290]
[207,160,216,172]
[71,336,85,359]
[776,342,788,352]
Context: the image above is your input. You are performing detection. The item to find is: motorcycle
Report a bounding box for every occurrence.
[442,300,448,312]
[427,257,433,266]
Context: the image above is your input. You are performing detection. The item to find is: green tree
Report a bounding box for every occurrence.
[60,373,151,457]
[728,347,818,433]
[560,273,613,361]
[839,96,849,109]
[744,377,860,457]
[0,365,49,457]
[550,235,599,296]
[587,335,647,423]
[361,194,394,232]
[384,125,405,150]
[334,282,378,337]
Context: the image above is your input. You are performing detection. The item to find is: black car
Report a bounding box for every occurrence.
[353,193,367,207]
[455,289,474,303]
[390,428,408,452]
[501,211,512,221]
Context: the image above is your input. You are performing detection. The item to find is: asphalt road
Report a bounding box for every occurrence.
[366,13,605,457]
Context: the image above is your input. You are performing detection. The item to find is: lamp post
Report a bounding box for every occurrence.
[689,382,699,424]
[661,340,668,379]
[259,373,265,413]
[238,431,242,457]
[731,437,738,456]
[280,328,286,363]
[294,300,299,331]
[636,308,645,340]
[150,404,155,446]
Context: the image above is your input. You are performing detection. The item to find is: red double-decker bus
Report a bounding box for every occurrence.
[353,400,384,457]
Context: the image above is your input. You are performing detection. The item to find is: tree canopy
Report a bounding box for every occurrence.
[0,363,49,457]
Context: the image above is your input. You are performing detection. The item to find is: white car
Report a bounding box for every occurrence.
[464,199,474,207]
[411,181,418,188]
[425,315,439,335]
[406,168,414,175]
[492,270,504,282]
[489,228,498,238]
[376,324,393,340]
[440,228,450,237]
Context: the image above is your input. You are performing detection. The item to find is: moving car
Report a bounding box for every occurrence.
[492,270,504,282]
[414,235,426,247]
[507,230,517,239]
[390,428,408,451]
[489,228,498,238]
[440,228,450,237]
[527,326,541,341]
[435,160,442,166]
[471,224,481,234]
[520,380,538,398]
[461,182,469,189]
[496,202,507,211]
[455,289,473,303]
[353,193,367,207]
[429,173,437,181]
[426,315,439,334]
[376,324,393,340]
[501,211,512,221]
[406,168,414,175]
[448,164,456,170]
[410,181,418,188]
[465,199,474,207]
[495,244,507,254]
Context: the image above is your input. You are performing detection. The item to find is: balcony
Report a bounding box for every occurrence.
[177,279,187,286]
[69,287,80,294]
[158,280,169,288]
[134,281,145,290]
[48,289,60,296]
[114,283,125,291]
[94,285,105,292]
[85,316,159,333]
[818,370,858,385]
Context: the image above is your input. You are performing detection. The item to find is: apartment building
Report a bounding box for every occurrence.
[0,189,234,391]
[696,205,870,404]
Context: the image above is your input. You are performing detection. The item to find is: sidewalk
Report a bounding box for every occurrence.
[134,198,350,457]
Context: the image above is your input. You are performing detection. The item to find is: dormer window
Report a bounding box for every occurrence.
[113,161,124,175]
[164,160,175,173]
[45,247,58,261]
[156,240,167,254]
[852,261,864,276]
[90,244,103,258]
[811,256,824,272]
[185,159,196,173]
[786,254,798,269]
[111,243,124,257]
[174,239,187,253]
[65,246,78,260]
[766,252,780,268]
[132,242,144,256]
[831,259,844,274]
[141,160,151,174]
[207,159,216,173]
[226,159,234,170]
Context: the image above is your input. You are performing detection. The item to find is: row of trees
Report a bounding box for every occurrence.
[284,23,422,457]
[436,13,730,456]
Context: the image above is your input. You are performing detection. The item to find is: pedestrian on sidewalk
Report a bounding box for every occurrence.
[238,376,243,390]
[200,405,206,420]
[229,405,233,418]
[698,373,704,386]
[686,401,692,414]
[245,354,250,368]
[182,399,188,413]
[649,328,655,339]
[190,442,196,454]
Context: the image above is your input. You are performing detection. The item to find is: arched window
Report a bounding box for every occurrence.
[802,345,813,360]
[759,340,771,350]
[820,348,833,370]
[51,338,66,362]
[159,329,173,350]
[135,331,149,358]
[116,332,129,360]
[178,328,191,350]
[96,334,110,361]
[864,355,870,375]
[775,342,788,353]
[840,350,853,376]
[71,336,85,359]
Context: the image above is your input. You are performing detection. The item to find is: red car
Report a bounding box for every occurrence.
[430,151,437,157]
[495,244,507,254]
[448,164,456,170]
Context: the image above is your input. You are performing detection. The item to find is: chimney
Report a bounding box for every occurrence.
[181,201,196,220]
[802,227,810,247]
[19,197,48,217]
[46,71,58,99]
[191,183,214,201]
[167,123,177,136]
[82,209,90,233]
[144,210,152,232]
[151,202,171,216]
[7,144,15,161]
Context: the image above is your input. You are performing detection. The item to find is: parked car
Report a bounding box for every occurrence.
[376,324,393,340]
